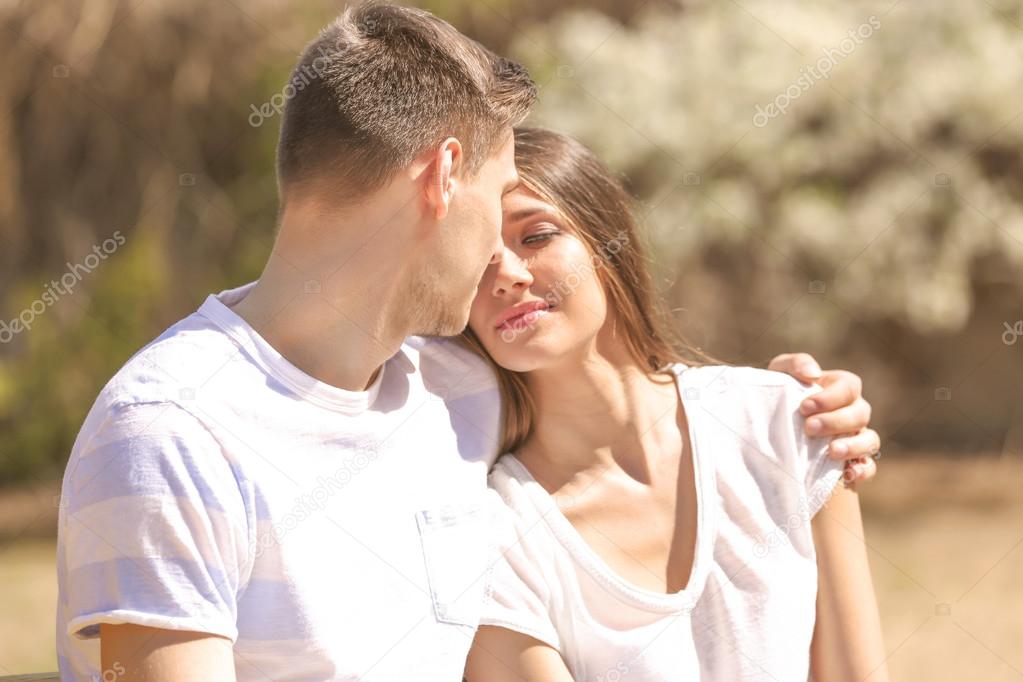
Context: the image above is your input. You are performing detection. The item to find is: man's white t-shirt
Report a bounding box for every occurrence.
[481,364,844,681]
[56,282,502,681]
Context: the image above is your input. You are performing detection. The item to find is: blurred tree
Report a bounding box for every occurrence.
[513,0,1023,453]
[1,0,1021,485]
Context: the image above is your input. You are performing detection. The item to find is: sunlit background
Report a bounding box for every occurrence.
[1,0,1022,678]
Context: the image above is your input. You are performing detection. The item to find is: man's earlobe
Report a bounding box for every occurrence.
[432,164,450,221]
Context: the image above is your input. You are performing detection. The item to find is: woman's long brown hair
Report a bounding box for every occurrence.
[459,126,718,455]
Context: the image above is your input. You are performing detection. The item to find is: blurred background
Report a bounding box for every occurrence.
[1,0,1021,678]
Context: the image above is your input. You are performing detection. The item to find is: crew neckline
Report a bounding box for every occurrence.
[197,282,393,415]
[501,363,718,614]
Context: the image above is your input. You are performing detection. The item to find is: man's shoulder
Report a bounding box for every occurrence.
[65,312,252,517]
[97,310,243,413]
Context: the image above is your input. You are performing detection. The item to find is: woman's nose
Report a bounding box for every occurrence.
[492,247,533,297]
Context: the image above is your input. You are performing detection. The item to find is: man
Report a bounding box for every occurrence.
[55,2,879,680]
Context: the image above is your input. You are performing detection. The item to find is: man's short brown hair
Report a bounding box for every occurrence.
[276,1,537,202]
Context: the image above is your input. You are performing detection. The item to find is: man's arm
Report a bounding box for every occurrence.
[810,484,889,681]
[101,624,235,682]
[464,626,573,682]
[768,352,880,483]
[59,403,249,680]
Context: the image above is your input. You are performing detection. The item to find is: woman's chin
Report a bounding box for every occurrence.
[489,338,564,373]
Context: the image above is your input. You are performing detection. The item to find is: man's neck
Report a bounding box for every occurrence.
[231,205,417,393]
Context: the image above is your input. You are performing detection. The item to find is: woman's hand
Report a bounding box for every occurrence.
[767,352,880,486]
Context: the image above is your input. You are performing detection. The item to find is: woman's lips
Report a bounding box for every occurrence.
[495,299,553,332]
[499,308,551,331]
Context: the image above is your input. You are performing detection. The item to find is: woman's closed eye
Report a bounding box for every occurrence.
[522,226,560,245]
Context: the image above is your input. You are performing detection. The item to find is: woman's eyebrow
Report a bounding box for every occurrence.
[506,207,554,223]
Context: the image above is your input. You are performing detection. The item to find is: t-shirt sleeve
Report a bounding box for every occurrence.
[784,381,845,519]
[480,489,562,651]
[58,401,253,642]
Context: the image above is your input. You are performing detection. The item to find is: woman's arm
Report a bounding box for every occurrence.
[810,483,889,681]
[465,625,574,682]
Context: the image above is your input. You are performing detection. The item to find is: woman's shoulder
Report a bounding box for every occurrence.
[678,364,826,463]
[485,456,569,560]
[488,454,540,507]
[676,363,821,415]
[677,363,816,390]
[682,365,841,505]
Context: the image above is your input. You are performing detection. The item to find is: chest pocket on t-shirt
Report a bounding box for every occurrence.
[416,503,490,628]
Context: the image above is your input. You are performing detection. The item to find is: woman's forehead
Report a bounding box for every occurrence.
[502,185,555,219]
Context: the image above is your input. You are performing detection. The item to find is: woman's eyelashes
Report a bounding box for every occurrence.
[521,224,560,246]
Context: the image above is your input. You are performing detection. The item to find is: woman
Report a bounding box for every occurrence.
[461,128,887,680]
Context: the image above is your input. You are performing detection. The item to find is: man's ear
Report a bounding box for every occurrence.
[425,137,462,221]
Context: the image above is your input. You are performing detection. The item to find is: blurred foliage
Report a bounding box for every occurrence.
[516,0,1023,455]
[1,0,1021,485]
[518,0,1023,335]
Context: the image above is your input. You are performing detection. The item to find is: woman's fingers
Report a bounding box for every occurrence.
[828,428,881,461]
[768,359,880,474]
[804,398,872,439]
[841,456,878,488]
[768,352,823,382]
[799,369,864,416]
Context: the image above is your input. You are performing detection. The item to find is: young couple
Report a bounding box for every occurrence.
[56,2,885,680]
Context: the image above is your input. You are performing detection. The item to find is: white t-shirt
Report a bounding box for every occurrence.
[481,364,844,681]
[56,282,503,681]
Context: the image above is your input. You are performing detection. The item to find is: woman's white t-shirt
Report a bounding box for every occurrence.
[481,364,844,681]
